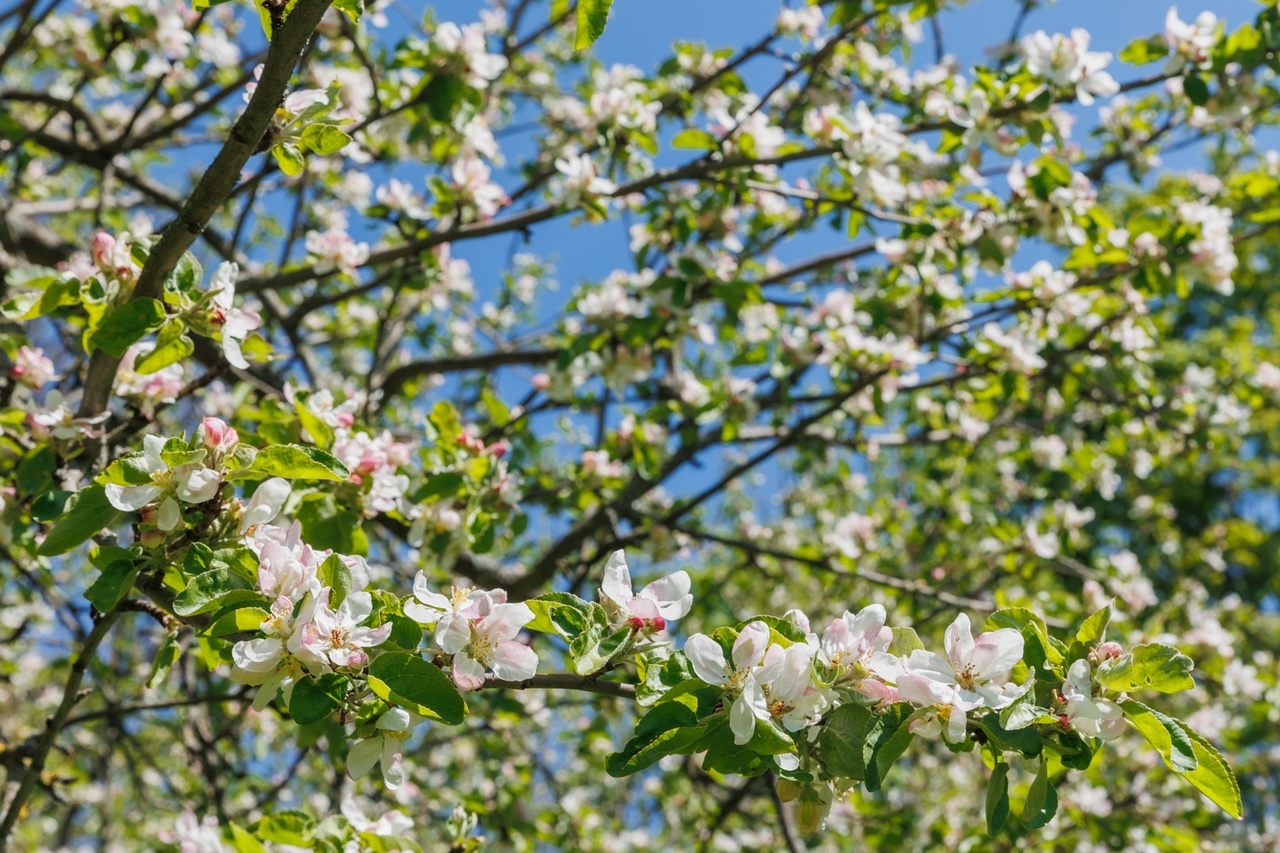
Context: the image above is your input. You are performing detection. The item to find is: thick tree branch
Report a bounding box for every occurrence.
[77,0,334,418]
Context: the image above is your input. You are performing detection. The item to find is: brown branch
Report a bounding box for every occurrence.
[76,0,335,418]
[482,672,636,699]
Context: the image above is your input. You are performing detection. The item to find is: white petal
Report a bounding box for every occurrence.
[240,478,290,532]
[377,707,413,731]
[970,628,1024,679]
[157,497,181,531]
[381,740,405,789]
[480,602,533,641]
[945,707,968,743]
[600,550,633,609]
[436,614,472,655]
[731,621,771,669]
[104,483,163,512]
[945,613,975,671]
[491,641,538,682]
[346,737,381,780]
[176,467,221,503]
[340,591,374,625]
[684,634,728,685]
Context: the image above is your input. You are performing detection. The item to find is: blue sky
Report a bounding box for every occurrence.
[422,0,1267,319]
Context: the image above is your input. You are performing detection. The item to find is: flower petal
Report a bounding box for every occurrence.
[684,634,728,685]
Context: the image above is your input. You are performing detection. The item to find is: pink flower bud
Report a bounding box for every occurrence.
[91,232,116,267]
[1097,641,1123,660]
[487,440,508,458]
[532,373,551,392]
[198,417,239,456]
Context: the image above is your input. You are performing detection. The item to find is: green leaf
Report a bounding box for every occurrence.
[272,142,306,177]
[301,124,352,157]
[318,554,353,608]
[250,445,350,481]
[422,74,465,122]
[87,298,166,357]
[411,472,466,503]
[671,128,720,151]
[1183,75,1210,106]
[1118,34,1169,65]
[255,811,314,845]
[887,626,925,657]
[985,762,1010,836]
[1022,760,1058,829]
[332,0,362,22]
[1175,721,1243,818]
[173,568,261,617]
[37,486,126,556]
[1097,643,1195,694]
[147,631,181,689]
[575,0,613,50]
[817,704,871,780]
[1122,700,1197,773]
[296,495,367,555]
[862,704,920,792]
[290,673,348,725]
[228,823,267,853]
[135,321,194,374]
[16,445,56,496]
[605,699,704,776]
[97,454,156,486]
[206,604,268,637]
[292,392,334,450]
[85,560,139,612]
[1075,601,1111,646]
[367,651,466,724]
[980,712,1043,757]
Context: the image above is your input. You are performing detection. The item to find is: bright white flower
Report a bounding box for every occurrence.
[451,155,508,218]
[897,613,1026,741]
[231,596,303,709]
[1061,658,1126,739]
[442,597,538,691]
[291,589,392,672]
[346,707,424,790]
[103,434,223,531]
[404,574,506,651]
[209,262,262,369]
[1021,29,1119,106]
[685,621,777,745]
[599,550,693,629]
[305,228,370,275]
[819,604,903,699]
[252,521,324,602]
[553,150,617,203]
[760,642,831,732]
[1165,8,1217,68]
[433,21,508,87]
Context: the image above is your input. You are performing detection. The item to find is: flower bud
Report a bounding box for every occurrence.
[140,527,169,549]
[795,785,832,835]
[197,417,239,457]
[91,232,116,268]
[775,779,802,803]
[1097,641,1123,660]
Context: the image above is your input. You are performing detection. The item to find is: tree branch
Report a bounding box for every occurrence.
[76,0,334,418]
